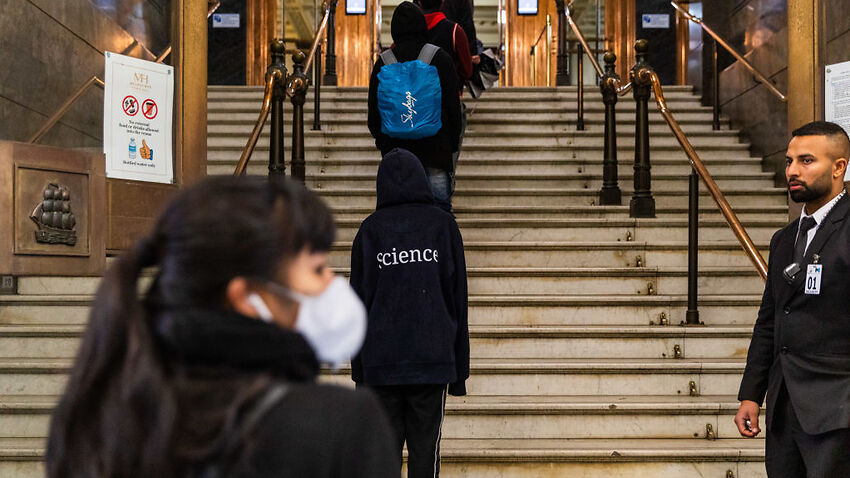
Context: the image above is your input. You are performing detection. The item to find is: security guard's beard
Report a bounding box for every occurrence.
[789,167,833,204]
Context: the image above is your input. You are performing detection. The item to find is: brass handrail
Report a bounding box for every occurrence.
[671,1,786,102]
[29,2,221,144]
[638,67,768,280]
[233,69,282,176]
[28,76,105,144]
[565,1,603,78]
[303,1,333,74]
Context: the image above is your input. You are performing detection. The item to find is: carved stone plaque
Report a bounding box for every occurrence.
[14,168,89,256]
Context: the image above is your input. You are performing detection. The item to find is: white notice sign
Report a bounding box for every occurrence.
[103,52,174,184]
[826,60,850,181]
[642,14,670,29]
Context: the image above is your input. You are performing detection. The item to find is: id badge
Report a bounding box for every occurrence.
[805,264,822,295]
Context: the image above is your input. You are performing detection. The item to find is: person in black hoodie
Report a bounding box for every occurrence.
[350,148,469,478]
[368,2,462,213]
[46,177,398,478]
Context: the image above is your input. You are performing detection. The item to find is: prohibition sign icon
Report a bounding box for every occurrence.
[142,99,158,119]
[122,95,138,116]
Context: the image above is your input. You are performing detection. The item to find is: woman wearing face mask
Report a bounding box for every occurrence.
[46,177,399,478]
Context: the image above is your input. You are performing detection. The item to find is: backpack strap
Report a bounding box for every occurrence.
[379,49,398,65]
[199,383,290,478]
[417,43,440,65]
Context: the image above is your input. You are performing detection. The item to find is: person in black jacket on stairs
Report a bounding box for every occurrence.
[350,148,469,478]
[368,1,462,213]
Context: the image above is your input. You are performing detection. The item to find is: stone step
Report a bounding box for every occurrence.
[321,357,746,396]
[0,436,765,478]
[330,241,772,268]
[208,157,771,177]
[207,121,739,135]
[331,218,783,242]
[0,293,761,327]
[0,324,752,360]
[207,134,746,150]
[0,394,756,440]
[0,357,745,396]
[329,205,787,221]
[305,173,774,191]
[316,188,788,208]
[207,111,724,124]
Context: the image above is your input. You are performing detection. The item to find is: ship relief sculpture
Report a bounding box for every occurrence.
[30,183,77,246]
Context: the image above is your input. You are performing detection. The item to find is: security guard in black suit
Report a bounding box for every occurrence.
[736,121,850,477]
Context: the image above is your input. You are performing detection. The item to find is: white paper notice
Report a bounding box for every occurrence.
[826,60,850,181]
[103,52,174,184]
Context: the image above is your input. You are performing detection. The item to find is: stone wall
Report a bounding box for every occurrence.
[0,0,168,148]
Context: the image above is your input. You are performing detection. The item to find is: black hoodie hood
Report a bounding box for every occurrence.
[391,1,428,46]
[376,148,434,209]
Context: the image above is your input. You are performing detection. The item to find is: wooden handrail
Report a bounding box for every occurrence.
[233,70,282,176]
[639,67,768,281]
[303,1,333,74]
[671,1,786,102]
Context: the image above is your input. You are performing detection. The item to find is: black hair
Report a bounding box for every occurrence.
[46,176,335,478]
[417,0,443,11]
[792,121,850,157]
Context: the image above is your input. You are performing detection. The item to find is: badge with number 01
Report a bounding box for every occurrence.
[805,264,822,295]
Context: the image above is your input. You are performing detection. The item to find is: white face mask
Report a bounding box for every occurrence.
[256,276,367,368]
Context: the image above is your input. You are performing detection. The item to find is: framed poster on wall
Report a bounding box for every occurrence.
[346,0,366,15]
[517,0,537,15]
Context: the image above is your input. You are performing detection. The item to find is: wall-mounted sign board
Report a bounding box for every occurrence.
[103,52,174,184]
[826,60,850,181]
[212,13,240,28]
[517,0,537,15]
[346,0,366,15]
[642,13,670,29]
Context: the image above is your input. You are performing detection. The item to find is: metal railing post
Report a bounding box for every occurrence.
[686,168,701,324]
[289,51,309,182]
[599,52,622,205]
[269,40,288,177]
[712,38,720,130]
[576,41,585,130]
[313,41,323,131]
[555,0,569,86]
[629,39,656,218]
[323,0,339,86]
[530,47,536,86]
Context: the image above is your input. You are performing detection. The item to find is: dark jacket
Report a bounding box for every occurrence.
[349,148,469,395]
[367,2,462,172]
[155,309,399,477]
[441,0,477,55]
[738,193,850,435]
[424,10,473,95]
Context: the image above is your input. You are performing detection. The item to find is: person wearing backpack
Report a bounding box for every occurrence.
[368,1,462,213]
[350,148,469,478]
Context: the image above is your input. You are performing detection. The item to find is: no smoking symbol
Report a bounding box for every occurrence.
[122,96,138,116]
[142,99,158,119]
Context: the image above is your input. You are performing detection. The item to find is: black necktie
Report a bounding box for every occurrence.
[793,216,817,265]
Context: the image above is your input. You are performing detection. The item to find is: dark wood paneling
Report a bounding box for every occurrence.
[337,0,376,87]
[106,179,177,253]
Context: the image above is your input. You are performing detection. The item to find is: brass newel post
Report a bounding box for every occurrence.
[269,39,288,177]
[599,52,622,205]
[629,39,656,218]
[288,51,309,182]
[323,0,339,86]
[555,0,569,85]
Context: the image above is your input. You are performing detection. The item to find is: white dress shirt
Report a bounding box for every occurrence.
[797,190,846,254]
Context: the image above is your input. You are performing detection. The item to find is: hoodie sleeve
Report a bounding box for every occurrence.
[349,227,375,383]
[447,219,469,396]
[367,59,389,153]
[436,52,462,153]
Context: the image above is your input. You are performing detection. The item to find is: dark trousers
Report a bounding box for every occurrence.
[766,384,850,477]
[369,384,447,478]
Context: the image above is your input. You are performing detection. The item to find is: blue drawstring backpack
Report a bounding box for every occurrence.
[377,44,443,139]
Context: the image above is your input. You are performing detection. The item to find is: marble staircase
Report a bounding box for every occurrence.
[0,85,786,477]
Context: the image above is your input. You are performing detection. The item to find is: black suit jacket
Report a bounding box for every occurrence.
[738,193,850,435]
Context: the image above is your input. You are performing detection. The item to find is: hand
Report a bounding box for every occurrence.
[471,55,481,65]
[734,400,761,437]
[140,140,152,160]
